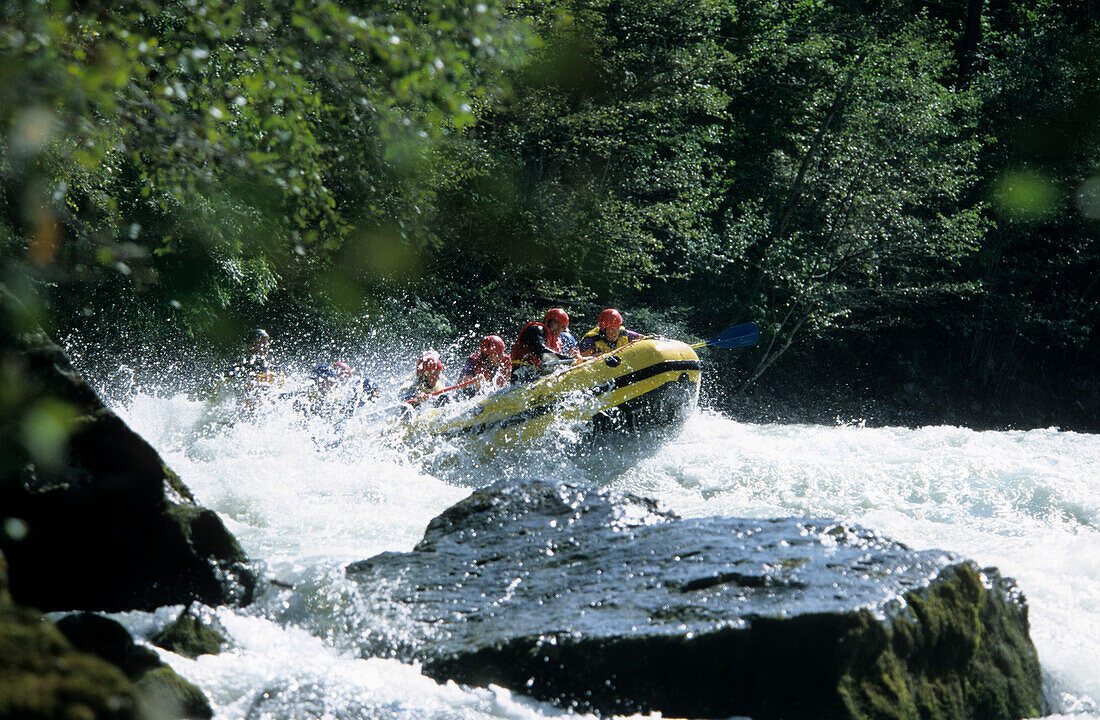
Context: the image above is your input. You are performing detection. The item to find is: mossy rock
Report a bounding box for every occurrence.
[347,479,1044,719]
[151,608,228,659]
[836,563,1044,720]
[57,613,163,677]
[1,284,256,613]
[0,601,143,719]
[55,612,215,719]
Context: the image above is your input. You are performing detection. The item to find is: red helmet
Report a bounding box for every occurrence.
[480,335,506,355]
[543,308,569,329]
[598,308,623,330]
[332,361,353,377]
[416,351,443,377]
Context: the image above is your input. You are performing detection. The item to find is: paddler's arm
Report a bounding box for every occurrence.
[578,333,598,358]
[457,357,479,384]
[521,324,572,361]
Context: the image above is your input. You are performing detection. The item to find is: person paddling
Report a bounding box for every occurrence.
[459,335,511,393]
[400,350,448,403]
[578,309,643,357]
[360,376,380,404]
[228,328,283,410]
[510,308,578,383]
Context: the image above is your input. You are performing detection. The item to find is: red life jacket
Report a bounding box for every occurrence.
[511,321,562,367]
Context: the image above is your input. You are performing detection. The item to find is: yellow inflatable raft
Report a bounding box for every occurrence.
[401,338,701,448]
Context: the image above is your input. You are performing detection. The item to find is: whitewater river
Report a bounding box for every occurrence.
[111,386,1099,720]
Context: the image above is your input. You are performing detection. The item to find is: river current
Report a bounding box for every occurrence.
[106,380,1099,720]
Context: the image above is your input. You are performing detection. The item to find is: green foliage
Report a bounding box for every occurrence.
[1,0,1096,413]
[960,0,1100,391]
[428,0,733,308]
[2,0,530,341]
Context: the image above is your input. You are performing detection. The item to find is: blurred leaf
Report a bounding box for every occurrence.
[20,399,81,470]
[993,169,1059,221]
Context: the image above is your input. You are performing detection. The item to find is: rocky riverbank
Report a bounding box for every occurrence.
[1,285,255,611]
[1,285,252,719]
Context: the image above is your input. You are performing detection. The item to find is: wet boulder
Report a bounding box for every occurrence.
[0,284,255,611]
[345,480,1043,720]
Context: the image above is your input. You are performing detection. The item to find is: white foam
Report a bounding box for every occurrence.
[116,394,1100,718]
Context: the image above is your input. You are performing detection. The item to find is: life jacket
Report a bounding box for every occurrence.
[460,350,511,387]
[230,355,281,390]
[511,322,562,367]
[579,327,641,355]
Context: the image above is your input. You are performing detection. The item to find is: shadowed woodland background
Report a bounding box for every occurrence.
[2,0,1098,448]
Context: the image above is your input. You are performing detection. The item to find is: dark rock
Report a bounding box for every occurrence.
[57,613,162,677]
[56,612,213,720]
[0,284,255,611]
[0,551,143,719]
[151,606,228,659]
[345,480,1043,720]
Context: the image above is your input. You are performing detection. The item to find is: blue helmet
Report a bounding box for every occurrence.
[313,364,338,380]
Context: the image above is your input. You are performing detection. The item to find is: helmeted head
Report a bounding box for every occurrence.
[480,335,506,360]
[248,328,271,356]
[416,350,443,384]
[332,361,353,379]
[598,309,623,330]
[543,308,569,335]
[598,308,624,340]
[362,376,380,400]
[312,363,338,390]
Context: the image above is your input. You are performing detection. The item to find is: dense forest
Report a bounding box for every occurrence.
[2,0,1098,430]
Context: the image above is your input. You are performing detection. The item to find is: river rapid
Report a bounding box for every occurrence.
[106,379,1099,720]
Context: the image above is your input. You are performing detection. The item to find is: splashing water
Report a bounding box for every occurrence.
[112,385,1100,719]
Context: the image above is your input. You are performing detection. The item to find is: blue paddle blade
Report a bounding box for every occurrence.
[707,322,759,349]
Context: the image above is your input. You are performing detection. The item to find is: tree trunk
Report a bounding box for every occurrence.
[743,304,813,389]
[957,0,985,88]
[736,47,869,324]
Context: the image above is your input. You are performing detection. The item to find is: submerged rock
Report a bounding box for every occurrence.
[345,480,1043,720]
[0,284,255,611]
[244,682,428,720]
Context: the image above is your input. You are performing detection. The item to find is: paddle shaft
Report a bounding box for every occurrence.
[544,334,646,368]
[406,376,479,405]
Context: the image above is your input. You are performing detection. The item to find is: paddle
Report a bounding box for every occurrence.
[405,376,480,406]
[541,356,580,368]
[689,322,760,350]
[360,376,481,422]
